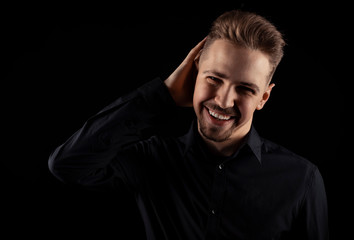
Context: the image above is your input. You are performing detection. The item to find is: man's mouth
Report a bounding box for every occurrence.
[208,109,232,121]
[205,105,237,122]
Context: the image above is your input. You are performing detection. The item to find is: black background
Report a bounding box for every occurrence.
[3,2,349,239]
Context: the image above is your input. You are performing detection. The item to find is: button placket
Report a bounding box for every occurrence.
[205,162,227,238]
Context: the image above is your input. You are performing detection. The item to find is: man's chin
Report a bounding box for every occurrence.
[198,120,234,143]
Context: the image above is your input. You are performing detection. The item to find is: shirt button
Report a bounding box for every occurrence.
[218,164,224,170]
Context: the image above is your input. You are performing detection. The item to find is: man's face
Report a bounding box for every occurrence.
[193,39,274,142]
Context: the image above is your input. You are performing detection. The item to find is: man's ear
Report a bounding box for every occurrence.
[194,49,202,70]
[256,83,275,110]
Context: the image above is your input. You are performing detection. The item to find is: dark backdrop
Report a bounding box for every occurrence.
[3,2,349,239]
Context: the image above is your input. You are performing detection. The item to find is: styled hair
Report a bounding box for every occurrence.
[203,9,285,79]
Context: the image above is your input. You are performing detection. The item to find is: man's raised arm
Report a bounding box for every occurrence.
[48,38,206,190]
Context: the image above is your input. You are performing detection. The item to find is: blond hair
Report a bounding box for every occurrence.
[203,10,285,78]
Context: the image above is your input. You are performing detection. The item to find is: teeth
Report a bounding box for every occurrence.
[208,109,231,120]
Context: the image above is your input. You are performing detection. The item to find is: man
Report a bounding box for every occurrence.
[49,10,329,239]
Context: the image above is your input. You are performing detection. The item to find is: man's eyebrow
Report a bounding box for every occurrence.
[202,70,230,79]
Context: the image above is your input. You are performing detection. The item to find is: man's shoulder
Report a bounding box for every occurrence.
[260,137,317,171]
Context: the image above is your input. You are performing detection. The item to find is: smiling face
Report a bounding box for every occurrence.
[193,39,274,143]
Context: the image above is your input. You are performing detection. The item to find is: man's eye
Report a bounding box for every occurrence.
[206,76,221,85]
[238,86,255,94]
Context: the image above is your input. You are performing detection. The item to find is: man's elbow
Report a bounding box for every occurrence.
[48,147,80,185]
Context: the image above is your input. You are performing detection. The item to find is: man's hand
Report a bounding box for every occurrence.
[164,37,207,107]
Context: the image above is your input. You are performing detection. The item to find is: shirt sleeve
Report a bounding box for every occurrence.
[300,167,329,240]
[48,78,177,190]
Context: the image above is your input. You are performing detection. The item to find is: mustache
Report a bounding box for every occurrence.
[203,101,240,116]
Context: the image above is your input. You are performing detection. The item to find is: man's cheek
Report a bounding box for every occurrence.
[194,84,208,104]
[239,103,256,121]
[199,84,215,101]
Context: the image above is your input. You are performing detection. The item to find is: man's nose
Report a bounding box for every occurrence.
[214,86,237,109]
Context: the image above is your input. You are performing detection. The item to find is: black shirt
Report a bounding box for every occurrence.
[49,78,329,240]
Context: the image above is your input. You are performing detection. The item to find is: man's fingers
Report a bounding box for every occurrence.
[186,37,207,62]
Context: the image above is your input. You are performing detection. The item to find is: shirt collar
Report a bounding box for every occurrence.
[181,119,263,163]
[245,125,263,163]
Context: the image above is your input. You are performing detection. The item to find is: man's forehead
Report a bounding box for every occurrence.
[200,39,271,85]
